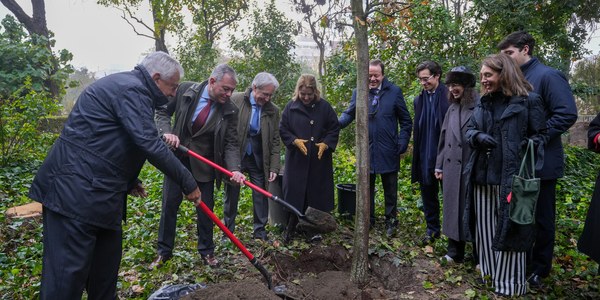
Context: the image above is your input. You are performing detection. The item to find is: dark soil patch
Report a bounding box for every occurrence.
[180,244,465,299]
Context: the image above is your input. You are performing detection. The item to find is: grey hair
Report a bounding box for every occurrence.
[210,64,237,83]
[252,72,279,90]
[140,51,184,80]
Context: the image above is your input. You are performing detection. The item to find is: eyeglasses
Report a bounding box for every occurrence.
[417,74,435,83]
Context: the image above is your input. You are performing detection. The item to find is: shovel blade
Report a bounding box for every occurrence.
[297,207,337,233]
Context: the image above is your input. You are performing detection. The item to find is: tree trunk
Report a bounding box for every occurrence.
[150,0,169,53]
[350,0,370,286]
[1,0,60,98]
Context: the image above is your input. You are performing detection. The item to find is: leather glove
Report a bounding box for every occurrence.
[316,142,328,159]
[293,139,308,155]
[475,133,498,148]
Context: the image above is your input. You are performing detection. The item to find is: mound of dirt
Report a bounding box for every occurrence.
[180,279,280,300]
[180,244,449,299]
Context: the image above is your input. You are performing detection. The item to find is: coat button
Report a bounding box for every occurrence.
[310,120,314,125]
[310,137,314,141]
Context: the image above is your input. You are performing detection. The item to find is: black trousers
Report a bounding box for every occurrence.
[528,179,557,277]
[224,153,268,237]
[157,177,215,256]
[41,207,121,300]
[420,180,441,236]
[369,172,398,225]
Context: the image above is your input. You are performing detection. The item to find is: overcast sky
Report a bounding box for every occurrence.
[1,1,599,77]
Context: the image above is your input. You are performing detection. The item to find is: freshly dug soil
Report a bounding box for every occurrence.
[180,244,465,299]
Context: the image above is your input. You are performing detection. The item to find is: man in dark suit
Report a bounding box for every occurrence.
[411,61,449,245]
[224,72,281,241]
[151,64,245,268]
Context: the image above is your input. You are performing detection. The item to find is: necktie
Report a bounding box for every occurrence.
[249,104,260,135]
[192,99,211,133]
[246,105,260,155]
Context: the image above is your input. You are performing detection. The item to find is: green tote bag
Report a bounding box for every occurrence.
[509,139,540,225]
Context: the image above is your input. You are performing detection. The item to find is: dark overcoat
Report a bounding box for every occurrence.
[521,58,577,179]
[435,97,476,241]
[279,98,340,213]
[463,92,547,251]
[155,81,240,186]
[28,66,197,230]
[339,78,412,173]
[411,84,450,184]
[578,112,600,263]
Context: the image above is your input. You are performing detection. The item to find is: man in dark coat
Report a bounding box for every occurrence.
[224,72,281,241]
[28,51,201,299]
[152,64,245,268]
[499,31,578,287]
[411,61,450,244]
[339,59,412,236]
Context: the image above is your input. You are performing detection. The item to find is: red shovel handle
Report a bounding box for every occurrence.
[178,145,305,218]
[194,193,272,289]
[178,145,273,198]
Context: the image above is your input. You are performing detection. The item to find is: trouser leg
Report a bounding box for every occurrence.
[41,208,97,300]
[86,227,122,300]
[420,181,440,236]
[446,238,466,261]
[244,155,267,237]
[157,176,184,257]
[196,180,215,255]
[381,172,399,224]
[223,182,241,233]
[529,179,557,277]
[474,185,498,282]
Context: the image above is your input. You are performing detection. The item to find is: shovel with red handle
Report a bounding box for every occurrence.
[193,197,272,289]
[177,144,337,233]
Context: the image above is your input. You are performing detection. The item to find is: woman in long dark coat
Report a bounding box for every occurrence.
[434,66,478,263]
[578,112,600,271]
[279,74,340,240]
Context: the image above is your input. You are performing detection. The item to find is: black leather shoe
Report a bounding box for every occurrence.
[148,255,171,270]
[201,253,219,267]
[527,274,543,289]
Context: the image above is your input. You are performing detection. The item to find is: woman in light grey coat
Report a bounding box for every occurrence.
[434,66,478,263]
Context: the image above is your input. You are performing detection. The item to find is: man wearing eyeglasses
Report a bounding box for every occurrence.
[223,72,281,241]
[151,64,246,269]
[412,61,450,245]
[339,59,412,237]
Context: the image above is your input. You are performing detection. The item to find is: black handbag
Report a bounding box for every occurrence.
[509,139,540,225]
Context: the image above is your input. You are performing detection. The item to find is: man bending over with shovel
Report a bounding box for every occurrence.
[29,51,201,299]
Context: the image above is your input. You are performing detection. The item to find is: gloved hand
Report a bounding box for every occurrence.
[316,142,328,159]
[293,139,308,155]
[475,133,498,148]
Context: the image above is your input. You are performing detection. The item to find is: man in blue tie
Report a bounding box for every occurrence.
[151,64,246,269]
[224,72,281,241]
